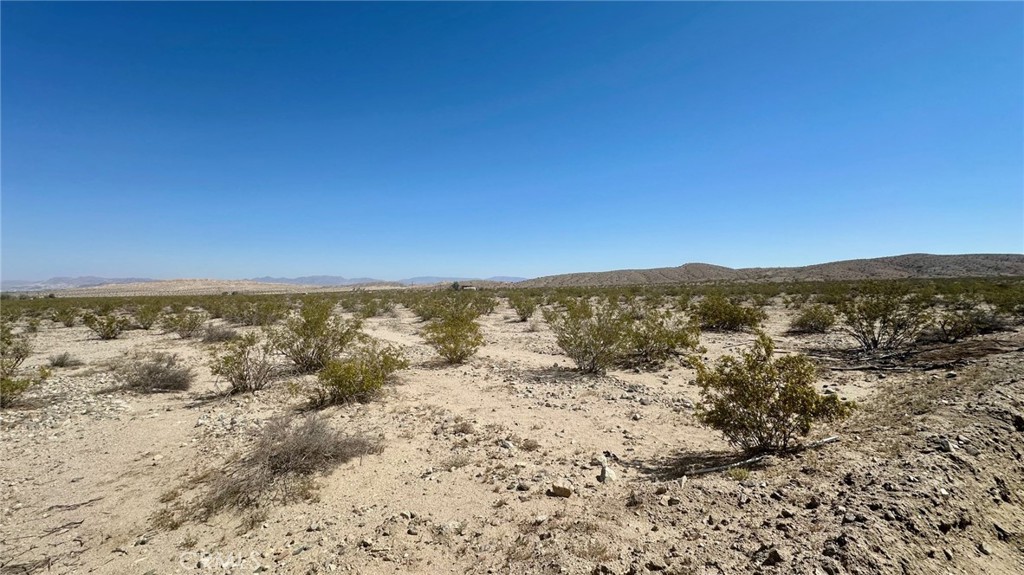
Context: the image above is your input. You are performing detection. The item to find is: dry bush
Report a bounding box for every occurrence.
[118,353,195,393]
[267,298,362,373]
[935,296,1003,342]
[787,304,837,334]
[48,352,84,368]
[544,298,626,374]
[0,323,30,380]
[210,332,275,394]
[313,341,408,405]
[202,324,239,343]
[194,414,382,520]
[694,332,851,453]
[133,303,164,330]
[50,307,78,327]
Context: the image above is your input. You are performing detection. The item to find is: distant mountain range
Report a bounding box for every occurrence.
[3,254,1021,293]
[0,275,526,292]
[517,253,1024,288]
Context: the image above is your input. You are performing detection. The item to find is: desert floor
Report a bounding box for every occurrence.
[2,300,1022,575]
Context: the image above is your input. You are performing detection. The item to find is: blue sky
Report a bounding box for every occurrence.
[2,2,1022,281]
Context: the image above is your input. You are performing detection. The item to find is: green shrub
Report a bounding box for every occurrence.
[267,298,362,373]
[210,332,275,394]
[421,307,484,364]
[837,283,932,351]
[692,294,766,332]
[788,304,837,334]
[936,296,1003,342]
[694,333,852,453]
[544,299,627,374]
[82,313,131,340]
[620,302,702,368]
[508,293,538,322]
[163,310,208,339]
[0,377,35,408]
[51,307,78,327]
[0,323,31,379]
[118,353,195,393]
[313,341,408,405]
[134,303,164,330]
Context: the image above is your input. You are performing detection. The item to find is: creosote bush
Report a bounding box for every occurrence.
[313,341,408,405]
[133,303,164,330]
[267,298,362,373]
[421,306,484,364]
[1,324,36,408]
[620,301,702,369]
[544,299,627,374]
[694,332,851,454]
[202,324,240,343]
[164,310,209,339]
[837,283,932,351]
[50,307,78,328]
[118,353,195,393]
[691,294,766,332]
[82,313,131,340]
[210,332,276,394]
[787,304,837,334]
[508,293,538,322]
[935,296,1003,343]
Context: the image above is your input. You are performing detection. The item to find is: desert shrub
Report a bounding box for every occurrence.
[313,341,408,405]
[544,299,627,374]
[421,307,484,364]
[935,296,1003,342]
[51,307,78,327]
[223,298,290,326]
[134,303,164,330]
[620,302,702,368]
[48,352,84,368]
[118,353,195,393]
[82,313,131,340]
[196,414,382,516]
[0,323,31,379]
[694,332,852,453]
[837,283,932,351]
[202,324,239,343]
[508,293,538,322]
[355,298,395,319]
[0,377,35,408]
[210,332,276,394]
[985,284,1024,324]
[691,294,766,332]
[788,304,837,334]
[163,310,208,339]
[267,298,362,373]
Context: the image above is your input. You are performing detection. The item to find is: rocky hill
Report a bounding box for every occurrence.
[518,253,1024,288]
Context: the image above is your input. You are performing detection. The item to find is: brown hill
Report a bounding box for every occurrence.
[518,253,1024,288]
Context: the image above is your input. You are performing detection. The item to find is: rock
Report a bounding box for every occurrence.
[599,464,617,483]
[516,482,532,492]
[549,481,573,498]
[806,496,821,510]
[763,548,788,566]
[978,542,992,556]
[407,527,418,536]
[646,558,667,571]
[943,548,954,561]
[533,515,549,525]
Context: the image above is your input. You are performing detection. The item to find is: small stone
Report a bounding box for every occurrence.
[407,527,418,536]
[977,542,992,556]
[943,548,954,561]
[646,559,667,571]
[763,548,788,566]
[533,515,549,525]
[599,465,617,483]
[549,480,573,498]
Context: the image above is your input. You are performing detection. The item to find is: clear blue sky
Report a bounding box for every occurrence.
[2,2,1022,281]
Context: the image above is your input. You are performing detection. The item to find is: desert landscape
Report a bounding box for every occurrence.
[2,268,1022,575]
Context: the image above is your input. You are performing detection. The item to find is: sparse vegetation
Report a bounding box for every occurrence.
[210,332,276,394]
[421,302,484,364]
[837,283,932,351]
[544,298,627,374]
[48,352,84,368]
[620,300,702,368]
[82,313,131,340]
[267,298,362,373]
[50,307,78,327]
[202,323,239,343]
[691,294,766,332]
[118,353,195,393]
[133,303,164,329]
[694,332,852,453]
[164,310,209,339]
[312,341,408,405]
[787,304,837,334]
[508,293,538,322]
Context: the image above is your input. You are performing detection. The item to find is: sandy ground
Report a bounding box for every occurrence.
[1,300,1022,575]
